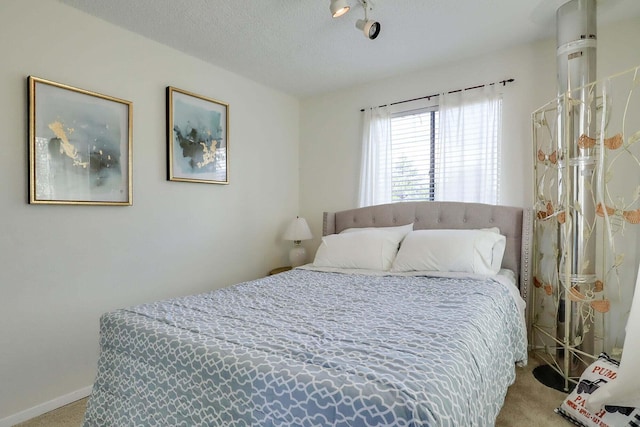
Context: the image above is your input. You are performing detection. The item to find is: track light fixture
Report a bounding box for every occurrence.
[355,0,380,40]
[330,0,350,18]
[356,18,380,40]
[329,0,381,40]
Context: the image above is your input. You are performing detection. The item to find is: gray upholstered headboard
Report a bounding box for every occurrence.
[322,201,533,300]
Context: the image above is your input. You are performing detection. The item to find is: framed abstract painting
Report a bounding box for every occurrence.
[28,76,133,205]
[167,86,229,184]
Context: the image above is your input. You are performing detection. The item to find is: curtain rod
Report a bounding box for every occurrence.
[359,78,515,112]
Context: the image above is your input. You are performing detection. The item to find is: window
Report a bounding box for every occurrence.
[389,94,501,204]
[359,87,502,207]
[390,108,438,202]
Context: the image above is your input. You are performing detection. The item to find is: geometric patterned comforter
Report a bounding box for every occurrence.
[82,269,527,426]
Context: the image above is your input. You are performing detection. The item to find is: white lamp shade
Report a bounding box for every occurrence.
[283,217,313,242]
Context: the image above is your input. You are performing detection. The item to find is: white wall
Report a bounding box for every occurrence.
[0,0,299,422]
[299,17,640,254]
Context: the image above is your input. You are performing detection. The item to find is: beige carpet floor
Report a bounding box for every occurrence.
[495,357,570,426]
[16,356,572,426]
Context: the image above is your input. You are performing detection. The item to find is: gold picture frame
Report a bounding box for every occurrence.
[167,86,229,184]
[28,76,133,205]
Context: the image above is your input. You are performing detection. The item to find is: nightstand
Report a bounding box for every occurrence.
[268,266,292,276]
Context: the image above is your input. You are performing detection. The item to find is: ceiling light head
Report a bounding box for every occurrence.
[330,0,350,18]
[356,19,381,39]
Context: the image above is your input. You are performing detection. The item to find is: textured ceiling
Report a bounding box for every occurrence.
[59,0,640,98]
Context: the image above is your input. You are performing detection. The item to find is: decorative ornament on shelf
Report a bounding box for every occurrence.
[531,63,640,392]
[283,217,313,267]
[530,0,640,393]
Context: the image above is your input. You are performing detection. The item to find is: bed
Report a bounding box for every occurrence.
[82,201,533,426]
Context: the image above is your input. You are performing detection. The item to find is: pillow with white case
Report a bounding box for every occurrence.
[390,229,506,275]
[340,223,413,241]
[313,228,408,271]
[481,227,507,273]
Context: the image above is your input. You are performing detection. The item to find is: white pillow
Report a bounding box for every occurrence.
[390,229,506,275]
[313,229,405,271]
[481,227,507,273]
[340,223,413,241]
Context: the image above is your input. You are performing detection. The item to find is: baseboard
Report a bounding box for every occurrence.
[0,385,92,427]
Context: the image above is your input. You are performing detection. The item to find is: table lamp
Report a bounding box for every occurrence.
[283,216,313,267]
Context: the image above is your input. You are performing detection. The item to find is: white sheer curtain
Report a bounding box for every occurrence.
[435,85,502,204]
[358,106,391,207]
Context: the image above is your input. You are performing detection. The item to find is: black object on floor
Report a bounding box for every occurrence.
[533,364,576,393]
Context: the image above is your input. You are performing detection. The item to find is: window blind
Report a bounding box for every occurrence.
[390,108,438,202]
[390,96,501,204]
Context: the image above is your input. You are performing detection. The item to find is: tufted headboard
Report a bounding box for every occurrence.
[322,201,533,299]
